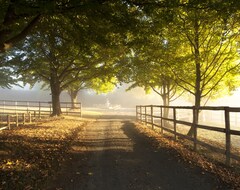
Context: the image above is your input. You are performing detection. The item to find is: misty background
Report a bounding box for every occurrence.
[0,83,160,108]
[0,83,240,109]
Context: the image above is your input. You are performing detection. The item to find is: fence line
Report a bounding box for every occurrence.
[136,105,240,166]
[0,112,32,130]
[0,100,82,117]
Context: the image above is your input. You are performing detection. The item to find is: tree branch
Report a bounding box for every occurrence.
[3,14,41,51]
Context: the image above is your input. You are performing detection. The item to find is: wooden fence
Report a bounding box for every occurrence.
[0,112,32,130]
[136,105,240,165]
[0,100,82,117]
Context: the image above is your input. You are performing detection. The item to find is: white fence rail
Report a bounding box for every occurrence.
[136,105,240,166]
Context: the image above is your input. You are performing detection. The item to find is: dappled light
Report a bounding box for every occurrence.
[70,121,134,152]
[0,118,84,189]
[1,1,240,189]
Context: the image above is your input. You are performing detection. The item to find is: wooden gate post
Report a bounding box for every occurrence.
[160,106,163,134]
[145,106,147,124]
[151,105,154,130]
[173,108,177,141]
[23,113,26,125]
[193,106,198,151]
[140,106,142,122]
[136,106,138,121]
[29,112,32,123]
[224,107,231,166]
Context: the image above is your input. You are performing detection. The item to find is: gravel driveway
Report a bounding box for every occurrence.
[47,119,230,190]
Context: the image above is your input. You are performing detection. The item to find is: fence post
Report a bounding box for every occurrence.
[160,106,163,134]
[7,115,10,130]
[193,106,198,151]
[16,113,19,127]
[29,112,32,123]
[224,107,231,166]
[140,106,142,122]
[145,106,147,124]
[173,108,177,141]
[151,105,154,130]
[38,102,41,118]
[23,113,25,125]
[136,106,138,121]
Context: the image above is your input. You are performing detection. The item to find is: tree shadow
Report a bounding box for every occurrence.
[0,124,82,190]
[47,120,229,190]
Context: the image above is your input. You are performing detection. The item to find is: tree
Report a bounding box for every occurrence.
[117,9,184,119]
[8,15,113,115]
[0,54,18,88]
[2,0,240,108]
[67,81,86,109]
[0,0,134,95]
[2,0,240,52]
[168,6,240,135]
[0,0,114,52]
[8,7,129,116]
[118,2,240,134]
[0,68,17,88]
[66,77,117,109]
[122,52,181,119]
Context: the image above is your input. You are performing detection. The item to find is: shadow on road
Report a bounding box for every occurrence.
[47,120,230,190]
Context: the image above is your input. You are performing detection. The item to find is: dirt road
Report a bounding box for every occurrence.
[47,120,230,190]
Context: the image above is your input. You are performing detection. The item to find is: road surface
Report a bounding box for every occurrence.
[47,119,230,190]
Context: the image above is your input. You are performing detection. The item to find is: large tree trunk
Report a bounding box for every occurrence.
[51,90,61,116]
[162,94,170,119]
[50,69,62,116]
[68,89,79,109]
[161,85,170,127]
[187,14,201,136]
[187,90,201,136]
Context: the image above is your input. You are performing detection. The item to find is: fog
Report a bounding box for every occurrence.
[1,83,240,108]
[0,84,161,108]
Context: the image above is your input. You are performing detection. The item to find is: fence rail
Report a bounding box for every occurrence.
[136,105,240,165]
[0,100,82,117]
[0,112,33,130]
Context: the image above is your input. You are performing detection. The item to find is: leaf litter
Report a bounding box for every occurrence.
[134,122,240,189]
[0,117,85,190]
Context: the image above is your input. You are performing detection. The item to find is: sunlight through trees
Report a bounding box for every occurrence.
[0,0,240,118]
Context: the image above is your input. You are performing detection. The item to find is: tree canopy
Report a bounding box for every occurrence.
[6,8,127,115]
[1,0,240,51]
[1,0,240,118]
